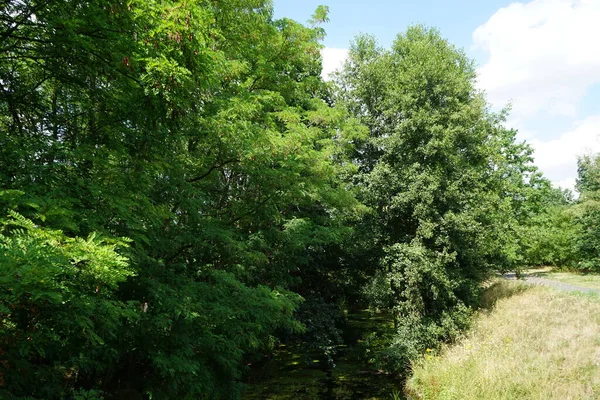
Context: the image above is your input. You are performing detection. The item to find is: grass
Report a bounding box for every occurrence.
[528,268,600,291]
[406,279,600,400]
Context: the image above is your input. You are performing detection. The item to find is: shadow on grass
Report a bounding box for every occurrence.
[528,271,552,278]
[480,279,530,311]
[531,269,599,278]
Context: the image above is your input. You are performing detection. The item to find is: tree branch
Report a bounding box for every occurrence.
[186,158,239,183]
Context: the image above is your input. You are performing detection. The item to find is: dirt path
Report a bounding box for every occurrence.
[503,272,600,295]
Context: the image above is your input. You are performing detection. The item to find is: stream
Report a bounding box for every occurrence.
[242,311,405,400]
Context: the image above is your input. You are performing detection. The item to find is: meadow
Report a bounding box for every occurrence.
[406,279,600,399]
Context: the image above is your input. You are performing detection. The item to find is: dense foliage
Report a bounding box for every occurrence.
[0,1,593,399]
[0,1,361,398]
[571,155,600,272]
[332,27,548,369]
[516,153,600,274]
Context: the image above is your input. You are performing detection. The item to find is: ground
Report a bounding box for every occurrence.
[245,269,600,399]
[525,267,600,292]
[407,278,600,399]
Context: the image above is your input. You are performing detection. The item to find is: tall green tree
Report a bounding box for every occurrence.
[516,176,575,268]
[0,1,361,398]
[571,154,600,272]
[334,27,540,369]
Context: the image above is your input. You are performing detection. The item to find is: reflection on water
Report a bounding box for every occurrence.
[243,312,404,400]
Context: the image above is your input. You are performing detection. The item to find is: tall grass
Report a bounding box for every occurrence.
[406,280,600,399]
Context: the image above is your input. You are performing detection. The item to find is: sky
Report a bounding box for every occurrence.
[272,0,600,192]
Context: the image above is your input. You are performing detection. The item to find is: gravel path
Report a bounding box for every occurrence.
[503,272,600,295]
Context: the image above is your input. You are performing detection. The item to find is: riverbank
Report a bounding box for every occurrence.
[407,279,600,399]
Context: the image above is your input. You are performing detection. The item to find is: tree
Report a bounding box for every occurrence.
[517,176,576,268]
[0,1,361,398]
[333,26,539,369]
[571,154,600,272]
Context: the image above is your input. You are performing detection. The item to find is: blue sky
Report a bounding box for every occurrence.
[273,0,506,63]
[273,0,600,191]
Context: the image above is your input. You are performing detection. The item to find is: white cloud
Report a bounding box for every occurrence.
[473,0,600,119]
[530,114,600,190]
[507,117,536,141]
[555,178,577,192]
[321,47,348,81]
[474,0,600,190]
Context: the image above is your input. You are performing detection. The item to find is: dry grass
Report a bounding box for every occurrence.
[406,279,600,400]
